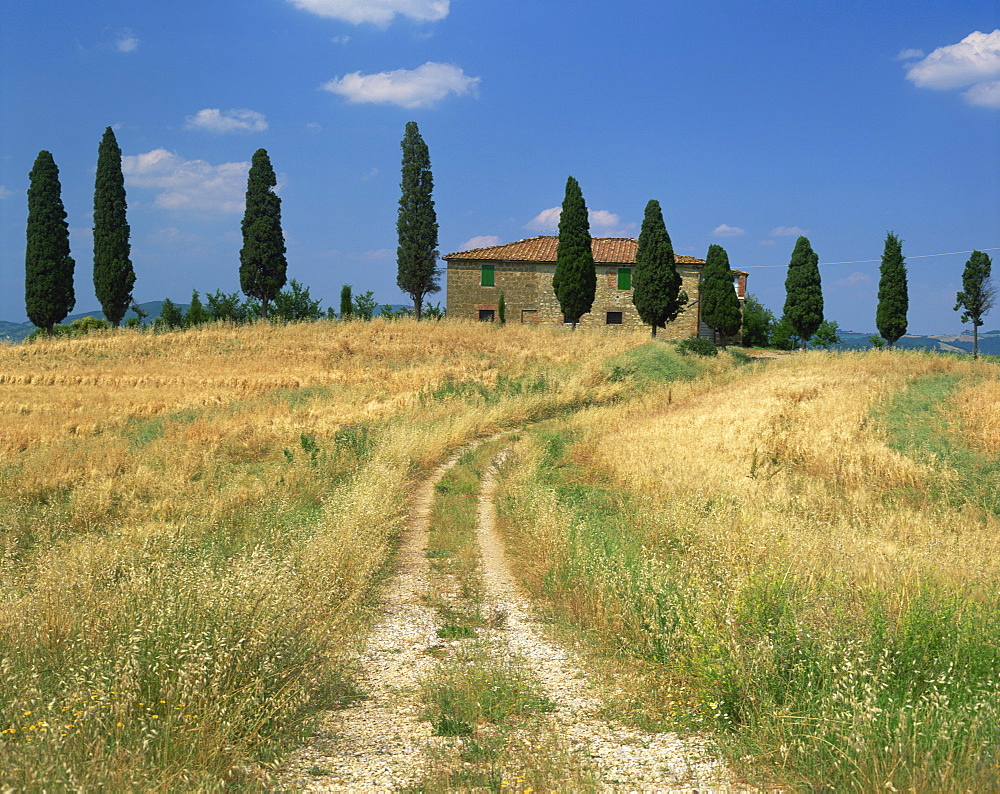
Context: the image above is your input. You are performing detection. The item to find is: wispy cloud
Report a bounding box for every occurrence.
[712,223,746,238]
[112,27,140,53]
[287,0,449,27]
[834,272,872,287]
[323,62,480,109]
[184,108,269,134]
[770,225,810,237]
[459,235,502,251]
[525,207,635,236]
[0,185,15,200]
[122,149,250,214]
[895,48,924,61]
[904,30,1000,108]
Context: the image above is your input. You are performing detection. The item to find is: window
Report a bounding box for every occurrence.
[478,309,495,322]
[617,268,631,290]
[520,309,539,324]
[480,264,495,287]
[606,311,623,325]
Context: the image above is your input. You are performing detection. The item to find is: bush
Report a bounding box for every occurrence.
[676,336,718,357]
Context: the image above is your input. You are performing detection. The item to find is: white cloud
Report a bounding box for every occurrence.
[770,225,810,237]
[834,272,872,287]
[712,223,746,238]
[963,80,1000,108]
[0,185,15,200]
[525,207,634,235]
[122,149,250,214]
[185,108,269,134]
[287,0,448,26]
[525,207,562,232]
[113,27,140,53]
[904,30,1000,104]
[459,235,502,251]
[323,62,479,109]
[331,35,351,44]
[895,48,924,61]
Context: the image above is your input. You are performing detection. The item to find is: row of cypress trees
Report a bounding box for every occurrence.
[552,176,743,339]
[25,128,136,335]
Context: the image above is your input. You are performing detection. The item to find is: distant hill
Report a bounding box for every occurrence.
[833,330,1000,355]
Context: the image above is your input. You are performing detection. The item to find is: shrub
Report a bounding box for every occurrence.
[676,336,718,357]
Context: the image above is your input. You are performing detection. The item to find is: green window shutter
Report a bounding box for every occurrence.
[617,268,631,290]
[481,264,495,287]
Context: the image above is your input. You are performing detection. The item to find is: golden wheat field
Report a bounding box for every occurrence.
[0,319,643,789]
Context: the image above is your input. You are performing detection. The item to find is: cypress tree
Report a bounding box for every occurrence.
[340,284,353,320]
[239,148,287,319]
[632,199,685,338]
[954,250,996,360]
[93,127,135,326]
[783,236,823,347]
[25,150,75,335]
[396,121,440,319]
[700,244,742,341]
[552,176,596,329]
[876,231,908,348]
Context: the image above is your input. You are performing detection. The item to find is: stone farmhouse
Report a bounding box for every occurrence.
[443,235,748,341]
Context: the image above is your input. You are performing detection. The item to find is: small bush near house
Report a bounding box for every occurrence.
[676,336,718,357]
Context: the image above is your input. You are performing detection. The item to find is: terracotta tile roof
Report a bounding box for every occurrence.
[443,235,708,266]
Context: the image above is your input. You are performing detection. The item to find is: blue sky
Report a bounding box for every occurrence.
[1,0,998,334]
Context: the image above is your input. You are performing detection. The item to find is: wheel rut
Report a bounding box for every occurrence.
[277,440,736,791]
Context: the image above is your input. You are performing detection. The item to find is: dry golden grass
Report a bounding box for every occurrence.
[949,371,1000,454]
[576,351,1000,590]
[0,318,646,788]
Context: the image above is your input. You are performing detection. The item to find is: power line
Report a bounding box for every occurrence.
[742,246,1000,269]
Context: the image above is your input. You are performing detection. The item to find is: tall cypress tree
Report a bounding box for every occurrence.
[25,150,75,335]
[954,250,996,360]
[396,121,439,319]
[239,148,286,319]
[93,127,135,326]
[632,199,685,338]
[875,231,908,349]
[700,244,742,342]
[552,176,595,329]
[783,236,823,347]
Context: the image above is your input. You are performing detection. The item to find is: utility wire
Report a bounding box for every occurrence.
[742,246,1000,268]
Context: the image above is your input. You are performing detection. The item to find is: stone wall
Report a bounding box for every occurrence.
[445,258,704,339]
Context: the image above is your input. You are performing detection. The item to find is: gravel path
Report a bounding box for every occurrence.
[475,451,736,791]
[275,451,465,791]
[276,442,738,792]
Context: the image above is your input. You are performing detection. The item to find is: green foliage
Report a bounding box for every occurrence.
[422,301,445,321]
[339,284,352,320]
[783,236,824,346]
[676,336,718,357]
[741,293,775,348]
[396,121,440,319]
[93,127,135,327]
[351,291,377,321]
[632,199,686,338]
[155,297,185,330]
[771,315,799,350]
[604,343,699,383]
[25,150,75,335]
[876,231,908,348]
[868,333,886,350]
[552,176,596,328]
[378,304,413,320]
[809,319,842,350]
[25,316,110,341]
[954,250,995,360]
[272,279,324,322]
[239,149,287,319]
[205,290,252,323]
[497,291,507,325]
[185,290,210,326]
[700,244,742,338]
